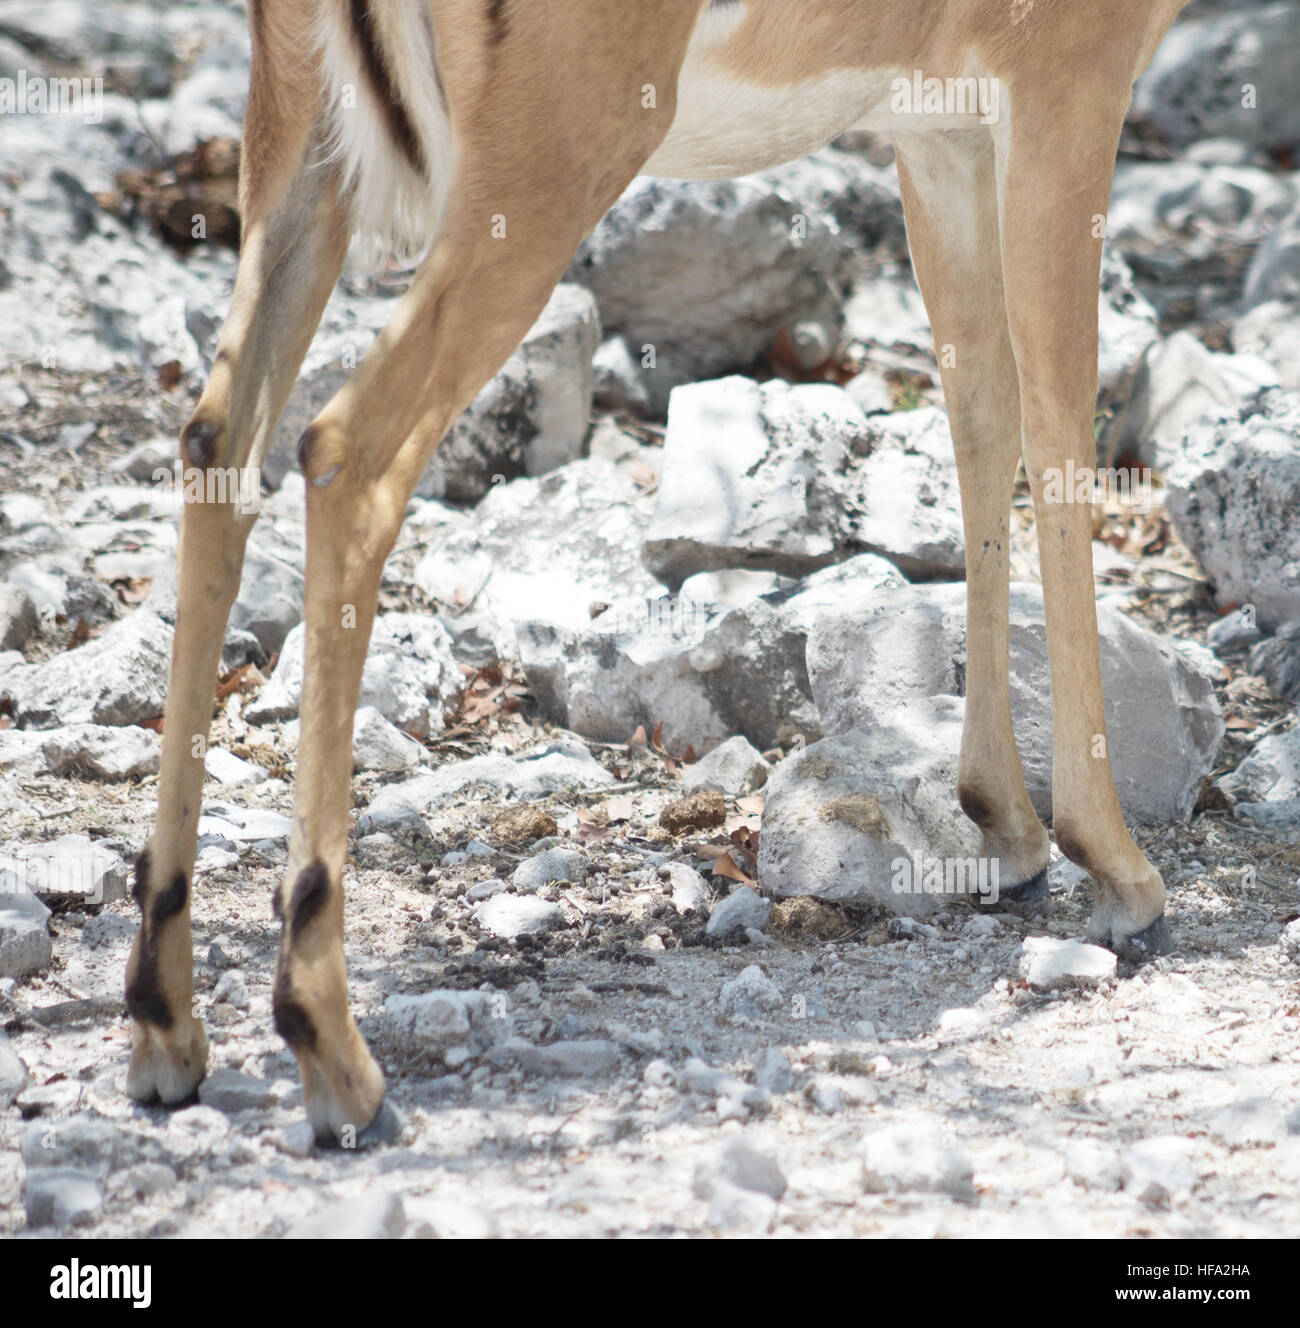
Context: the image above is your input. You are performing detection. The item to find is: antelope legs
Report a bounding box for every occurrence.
[126,35,348,1103]
[895,129,1051,897]
[273,8,701,1143]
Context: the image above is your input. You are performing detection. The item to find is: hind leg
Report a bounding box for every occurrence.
[271,1,703,1143]
[126,11,348,1102]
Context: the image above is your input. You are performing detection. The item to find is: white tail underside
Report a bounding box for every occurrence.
[312,0,457,270]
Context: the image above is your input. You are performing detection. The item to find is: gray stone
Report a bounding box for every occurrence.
[227,539,304,657]
[1109,158,1294,284]
[753,1047,794,1095]
[644,377,874,585]
[0,583,37,650]
[414,456,662,648]
[643,378,963,587]
[678,1057,768,1116]
[705,886,772,940]
[0,160,237,379]
[349,706,424,773]
[511,848,589,893]
[0,835,128,906]
[285,1192,407,1240]
[1208,609,1264,652]
[682,735,771,796]
[592,335,653,416]
[757,697,977,914]
[204,747,263,789]
[719,964,782,1018]
[518,555,902,757]
[698,1180,777,1232]
[197,1069,274,1115]
[693,1135,788,1207]
[2,609,171,728]
[1065,1143,1124,1193]
[25,1168,103,1228]
[37,724,161,780]
[650,862,712,917]
[508,1039,620,1078]
[473,894,565,940]
[211,970,249,1009]
[1209,1097,1292,1148]
[566,176,847,414]
[384,990,507,1057]
[1121,1137,1199,1206]
[248,613,459,737]
[1133,4,1300,151]
[20,1115,124,1172]
[756,148,905,257]
[0,877,53,977]
[1096,248,1161,412]
[197,804,291,844]
[1249,622,1300,705]
[405,1198,500,1240]
[862,1120,975,1198]
[418,284,601,502]
[806,581,1224,823]
[1244,198,1300,309]
[1167,391,1300,629]
[0,1031,29,1106]
[1235,798,1300,833]
[1280,919,1300,963]
[360,738,611,835]
[1217,727,1300,804]
[1104,331,1277,470]
[1018,938,1117,992]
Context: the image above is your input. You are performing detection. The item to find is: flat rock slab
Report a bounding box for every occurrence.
[472,895,565,941]
[1019,937,1118,991]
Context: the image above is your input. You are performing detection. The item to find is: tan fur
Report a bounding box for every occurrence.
[128,0,1191,1140]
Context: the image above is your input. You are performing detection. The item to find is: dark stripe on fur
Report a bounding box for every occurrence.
[273,972,318,1050]
[152,871,189,928]
[286,861,331,942]
[487,0,512,45]
[131,848,152,907]
[348,0,426,174]
[126,856,186,1030]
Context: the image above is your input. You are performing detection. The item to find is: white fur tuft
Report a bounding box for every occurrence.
[312,0,457,272]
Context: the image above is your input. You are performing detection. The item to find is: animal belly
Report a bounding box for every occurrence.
[645,59,899,179]
[642,2,1002,180]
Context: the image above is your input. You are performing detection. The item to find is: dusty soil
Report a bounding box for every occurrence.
[1,371,1299,1240]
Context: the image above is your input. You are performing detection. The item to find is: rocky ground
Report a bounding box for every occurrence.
[2,0,1300,1239]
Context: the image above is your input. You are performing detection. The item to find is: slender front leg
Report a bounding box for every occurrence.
[126,18,349,1103]
[895,128,1051,896]
[995,81,1170,955]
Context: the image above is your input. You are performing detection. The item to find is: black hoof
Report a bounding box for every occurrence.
[1113,914,1174,961]
[317,1099,406,1152]
[992,866,1050,907]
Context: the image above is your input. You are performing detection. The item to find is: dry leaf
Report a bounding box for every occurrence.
[712,853,755,885]
[605,795,636,822]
